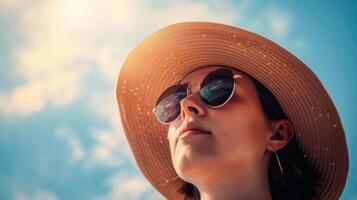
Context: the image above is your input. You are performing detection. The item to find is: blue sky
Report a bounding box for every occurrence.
[0,0,356,199]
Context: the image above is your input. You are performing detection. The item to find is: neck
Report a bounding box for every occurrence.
[195,164,272,200]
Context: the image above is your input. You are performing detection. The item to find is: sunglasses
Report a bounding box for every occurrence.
[153,68,242,124]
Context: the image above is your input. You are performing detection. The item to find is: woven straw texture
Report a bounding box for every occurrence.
[116,22,349,200]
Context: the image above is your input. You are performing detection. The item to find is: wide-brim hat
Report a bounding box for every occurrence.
[116,22,349,200]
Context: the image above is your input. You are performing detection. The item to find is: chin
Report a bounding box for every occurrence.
[174,149,214,180]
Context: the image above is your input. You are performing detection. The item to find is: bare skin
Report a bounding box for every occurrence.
[166,66,294,200]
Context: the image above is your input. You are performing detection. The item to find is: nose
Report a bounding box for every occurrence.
[179,92,206,120]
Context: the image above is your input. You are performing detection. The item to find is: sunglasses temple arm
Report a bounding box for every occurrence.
[233,74,242,79]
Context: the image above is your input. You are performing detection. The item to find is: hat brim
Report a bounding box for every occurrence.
[116,22,349,200]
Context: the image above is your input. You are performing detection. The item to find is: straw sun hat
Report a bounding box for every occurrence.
[116,22,349,199]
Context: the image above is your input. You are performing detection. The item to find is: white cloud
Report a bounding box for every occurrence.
[95,172,163,200]
[13,189,58,200]
[85,91,133,169]
[55,126,85,162]
[0,1,90,117]
[0,68,84,116]
[149,1,237,26]
[93,45,124,83]
[264,6,291,38]
[88,128,123,168]
[244,4,292,40]
[0,82,46,115]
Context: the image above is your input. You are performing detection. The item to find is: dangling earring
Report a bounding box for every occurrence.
[274,151,284,175]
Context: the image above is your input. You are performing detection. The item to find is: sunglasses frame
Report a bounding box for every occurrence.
[152,68,243,124]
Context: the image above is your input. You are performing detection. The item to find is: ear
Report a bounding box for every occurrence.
[266,119,295,151]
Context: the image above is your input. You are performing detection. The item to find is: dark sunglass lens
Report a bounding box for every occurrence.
[156,84,187,123]
[200,69,234,107]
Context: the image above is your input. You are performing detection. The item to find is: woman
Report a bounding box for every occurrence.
[116,22,349,200]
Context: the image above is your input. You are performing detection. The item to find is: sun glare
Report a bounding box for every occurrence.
[55,0,93,28]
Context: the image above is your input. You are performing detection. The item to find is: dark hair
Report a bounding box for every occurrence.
[177,75,322,200]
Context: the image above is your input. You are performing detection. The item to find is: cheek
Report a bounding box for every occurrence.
[167,125,178,157]
[216,102,268,136]
[212,105,270,163]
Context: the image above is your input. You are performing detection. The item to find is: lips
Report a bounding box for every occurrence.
[179,122,211,138]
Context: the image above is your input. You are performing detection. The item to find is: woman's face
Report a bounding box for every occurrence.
[167,66,276,185]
